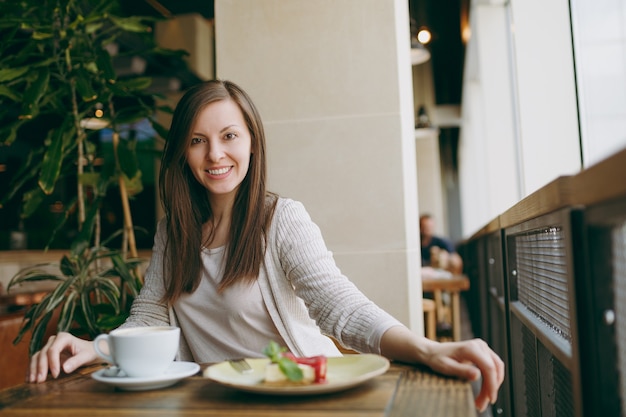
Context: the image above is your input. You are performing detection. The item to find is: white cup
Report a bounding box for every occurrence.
[94,326,180,378]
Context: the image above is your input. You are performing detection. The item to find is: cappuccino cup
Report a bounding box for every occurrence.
[94,326,180,378]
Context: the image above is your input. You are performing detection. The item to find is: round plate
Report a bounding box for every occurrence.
[92,361,200,391]
[203,354,389,395]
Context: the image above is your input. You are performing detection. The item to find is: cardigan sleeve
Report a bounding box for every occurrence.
[273,199,403,354]
[120,218,171,328]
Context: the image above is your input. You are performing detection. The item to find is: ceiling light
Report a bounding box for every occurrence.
[417,29,432,45]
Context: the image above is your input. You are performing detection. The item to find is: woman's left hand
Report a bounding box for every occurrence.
[380,327,505,412]
[423,338,505,412]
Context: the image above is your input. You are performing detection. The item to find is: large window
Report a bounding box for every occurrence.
[570,0,626,167]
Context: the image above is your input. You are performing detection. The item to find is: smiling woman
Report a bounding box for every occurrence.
[26,80,503,413]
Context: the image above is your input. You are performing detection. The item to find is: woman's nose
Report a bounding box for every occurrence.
[206,142,224,161]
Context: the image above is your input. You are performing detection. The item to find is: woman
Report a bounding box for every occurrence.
[30,80,503,412]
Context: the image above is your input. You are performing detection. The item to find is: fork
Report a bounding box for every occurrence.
[229,358,254,374]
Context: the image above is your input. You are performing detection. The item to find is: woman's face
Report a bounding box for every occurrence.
[185,98,252,203]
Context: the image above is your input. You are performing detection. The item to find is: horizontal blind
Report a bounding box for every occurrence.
[515,226,571,342]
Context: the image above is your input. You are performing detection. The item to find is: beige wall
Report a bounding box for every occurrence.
[215,0,423,332]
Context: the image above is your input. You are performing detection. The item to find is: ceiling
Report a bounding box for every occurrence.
[121,0,465,105]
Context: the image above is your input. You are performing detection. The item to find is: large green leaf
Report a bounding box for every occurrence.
[29,311,54,356]
[110,253,141,297]
[20,187,46,218]
[19,68,50,119]
[57,292,78,332]
[0,123,20,146]
[0,148,42,207]
[45,276,77,315]
[0,85,20,101]
[122,171,143,196]
[8,272,63,288]
[74,68,97,102]
[117,136,139,178]
[78,172,101,188]
[71,195,102,254]
[109,16,151,33]
[0,67,28,82]
[38,123,67,195]
[79,290,98,337]
[60,255,79,277]
[149,119,170,141]
[111,77,152,94]
[95,48,116,83]
[45,197,77,250]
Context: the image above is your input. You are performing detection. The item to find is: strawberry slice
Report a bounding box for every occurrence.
[282,353,327,383]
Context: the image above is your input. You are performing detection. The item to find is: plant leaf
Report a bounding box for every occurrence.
[44,277,76,315]
[0,85,20,101]
[59,255,79,277]
[57,292,78,332]
[29,311,53,356]
[79,290,98,338]
[38,122,68,195]
[0,147,43,204]
[8,272,63,289]
[20,68,50,119]
[110,254,141,296]
[74,68,97,102]
[96,313,128,331]
[20,187,46,218]
[109,16,151,33]
[71,195,103,255]
[95,48,116,83]
[117,136,139,178]
[0,67,29,82]
[113,77,151,93]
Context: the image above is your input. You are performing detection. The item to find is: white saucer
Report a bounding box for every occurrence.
[92,361,200,391]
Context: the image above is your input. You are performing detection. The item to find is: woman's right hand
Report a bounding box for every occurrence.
[29,332,98,383]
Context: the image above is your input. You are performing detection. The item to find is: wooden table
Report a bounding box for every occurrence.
[0,361,477,417]
[422,274,470,341]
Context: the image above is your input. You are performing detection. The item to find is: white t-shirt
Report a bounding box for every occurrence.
[173,246,284,362]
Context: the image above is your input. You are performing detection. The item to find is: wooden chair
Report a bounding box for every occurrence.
[422,298,437,340]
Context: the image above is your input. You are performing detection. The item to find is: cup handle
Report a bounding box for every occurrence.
[93,334,114,364]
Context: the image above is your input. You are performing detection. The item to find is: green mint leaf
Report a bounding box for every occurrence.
[278,357,303,381]
[262,340,284,362]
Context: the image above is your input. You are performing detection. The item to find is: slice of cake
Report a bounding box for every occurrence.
[262,341,328,385]
[264,362,315,385]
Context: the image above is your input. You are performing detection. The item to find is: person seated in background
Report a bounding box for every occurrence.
[420,214,464,338]
[420,214,463,274]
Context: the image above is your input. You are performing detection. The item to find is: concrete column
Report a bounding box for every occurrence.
[215,0,423,332]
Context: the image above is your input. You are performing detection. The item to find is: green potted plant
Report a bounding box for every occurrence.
[8,229,145,354]
[0,0,188,353]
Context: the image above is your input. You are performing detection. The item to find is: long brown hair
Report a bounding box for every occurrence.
[159,80,276,302]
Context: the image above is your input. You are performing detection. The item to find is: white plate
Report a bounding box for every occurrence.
[203,354,389,395]
[92,361,200,391]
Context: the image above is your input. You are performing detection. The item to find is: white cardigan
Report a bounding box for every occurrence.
[122,197,403,361]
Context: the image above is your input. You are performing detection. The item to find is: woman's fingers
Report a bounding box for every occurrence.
[30,335,56,383]
[468,339,504,411]
[428,338,505,412]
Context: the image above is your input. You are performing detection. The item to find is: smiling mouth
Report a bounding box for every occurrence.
[207,167,231,175]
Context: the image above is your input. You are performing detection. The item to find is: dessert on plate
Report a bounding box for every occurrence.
[262,341,327,386]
